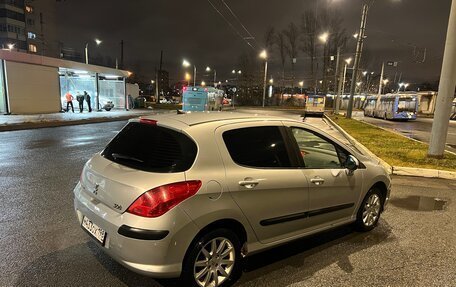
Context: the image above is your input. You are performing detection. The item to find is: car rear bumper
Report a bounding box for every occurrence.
[73,182,199,278]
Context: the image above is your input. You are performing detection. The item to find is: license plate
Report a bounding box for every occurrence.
[81,216,106,245]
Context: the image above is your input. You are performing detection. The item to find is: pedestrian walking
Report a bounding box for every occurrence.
[65,92,74,112]
[84,91,92,112]
[76,92,84,113]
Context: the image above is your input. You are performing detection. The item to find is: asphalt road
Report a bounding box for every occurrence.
[352,111,456,153]
[1,119,455,286]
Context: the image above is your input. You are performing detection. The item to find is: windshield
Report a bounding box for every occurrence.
[397,97,417,112]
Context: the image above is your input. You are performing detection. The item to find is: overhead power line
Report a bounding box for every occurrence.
[219,0,260,46]
[205,0,256,50]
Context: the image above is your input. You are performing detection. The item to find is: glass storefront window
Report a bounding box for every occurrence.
[99,79,125,109]
[59,68,125,111]
[59,71,96,112]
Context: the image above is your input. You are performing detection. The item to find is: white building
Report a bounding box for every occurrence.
[0,49,133,114]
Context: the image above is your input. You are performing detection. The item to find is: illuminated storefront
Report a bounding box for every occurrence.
[0,49,130,114]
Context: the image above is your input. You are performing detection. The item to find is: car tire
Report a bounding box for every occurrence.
[355,188,384,232]
[105,108,111,111]
[181,228,243,287]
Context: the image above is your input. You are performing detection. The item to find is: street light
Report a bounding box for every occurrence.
[269,78,274,84]
[382,79,389,94]
[183,59,196,86]
[7,43,14,51]
[185,72,191,86]
[299,81,304,94]
[206,66,217,87]
[201,81,206,87]
[260,50,268,108]
[319,32,329,43]
[85,38,102,64]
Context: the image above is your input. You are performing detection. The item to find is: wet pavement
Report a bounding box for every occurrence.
[1,118,455,286]
[352,111,456,153]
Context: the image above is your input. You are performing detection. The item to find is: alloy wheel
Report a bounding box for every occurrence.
[362,193,381,227]
[193,237,236,287]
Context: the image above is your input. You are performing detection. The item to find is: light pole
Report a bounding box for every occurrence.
[85,38,102,65]
[183,59,196,86]
[299,81,304,94]
[319,32,329,92]
[342,57,353,95]
[382,79,389,94]
[260,50,268,107]
[185,72,191,86]
[206,66,217,87]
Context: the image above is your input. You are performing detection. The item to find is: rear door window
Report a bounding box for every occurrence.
[102,122,197,173]
[222,126,292,168]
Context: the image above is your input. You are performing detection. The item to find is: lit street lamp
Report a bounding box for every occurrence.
[206,66,217,87]
[7,43,15,51]
[85,38,102,65]
[299,81,304,94]
[260,49,268,108]
[201,81,206,87]
[183,59,197,86]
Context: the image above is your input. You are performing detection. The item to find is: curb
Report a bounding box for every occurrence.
[0,115,136,132]
[0,110,174,132]
[324,114,456,180]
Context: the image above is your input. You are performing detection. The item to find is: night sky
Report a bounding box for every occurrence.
[57,0,453,86]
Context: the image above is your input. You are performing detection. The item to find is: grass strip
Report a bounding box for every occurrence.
[330,116,456,172]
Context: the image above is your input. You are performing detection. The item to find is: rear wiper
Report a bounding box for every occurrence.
[111,153,144,163]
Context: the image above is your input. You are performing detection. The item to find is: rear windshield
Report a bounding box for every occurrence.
[102,122,197,173]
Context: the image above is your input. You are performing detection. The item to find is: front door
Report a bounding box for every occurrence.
[287,126,362,230]
[216,123,309,244]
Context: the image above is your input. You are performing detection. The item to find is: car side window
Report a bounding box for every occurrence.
[290,127,343,169]
[223,126,292,168]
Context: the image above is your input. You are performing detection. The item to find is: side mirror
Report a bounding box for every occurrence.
[345,155,359,173]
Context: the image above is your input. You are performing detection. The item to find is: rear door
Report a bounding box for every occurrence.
[216,122,310,244]
[285,124,362,229]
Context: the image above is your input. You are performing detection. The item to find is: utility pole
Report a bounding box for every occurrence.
[347,3,369,118]
[335,61,344,114]
[262,60,268,107]
[120,40,124,70]
[378,62,384,95]
[428,0,456,158]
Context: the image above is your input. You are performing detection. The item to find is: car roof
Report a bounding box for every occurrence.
[138,111,299,127]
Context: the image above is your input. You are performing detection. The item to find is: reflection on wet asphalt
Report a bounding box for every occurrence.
[390,196,448,211]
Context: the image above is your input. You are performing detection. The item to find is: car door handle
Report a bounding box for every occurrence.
[239,179,259,189]
[310,177,325,185]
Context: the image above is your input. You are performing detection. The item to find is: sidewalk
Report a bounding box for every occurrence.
[0,109,173,131]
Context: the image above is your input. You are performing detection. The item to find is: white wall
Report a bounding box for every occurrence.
[6,61,60,114]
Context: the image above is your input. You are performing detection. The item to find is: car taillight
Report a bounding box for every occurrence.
[127,181,202,218]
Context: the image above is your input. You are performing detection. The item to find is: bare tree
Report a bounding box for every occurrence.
[264,26,276,52]
[283,22,300,92]
[300,10,317,89]
[275,33,287,104]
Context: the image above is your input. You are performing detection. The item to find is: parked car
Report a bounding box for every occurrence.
[74,112,391,287]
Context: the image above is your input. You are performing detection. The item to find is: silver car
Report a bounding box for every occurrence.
[74,112,390,287]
